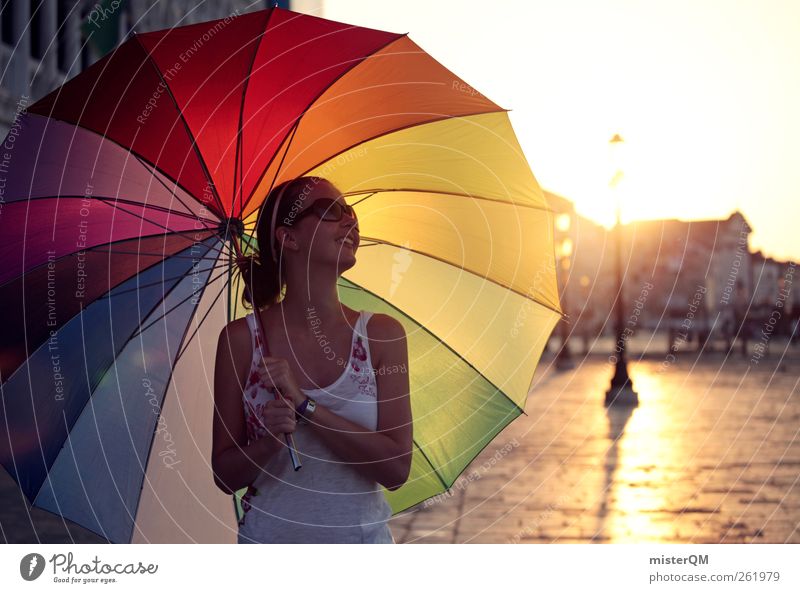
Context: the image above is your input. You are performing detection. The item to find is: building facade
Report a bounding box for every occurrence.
[0,0,293,137]
[545,189,797,352]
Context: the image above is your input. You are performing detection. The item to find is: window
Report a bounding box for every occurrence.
[56,0,69,71]
[30,0,42,59]
[1,0,14,45]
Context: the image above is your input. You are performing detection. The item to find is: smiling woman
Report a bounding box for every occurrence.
[211,176,413,544]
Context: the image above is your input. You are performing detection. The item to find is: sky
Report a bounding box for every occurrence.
[316,0,800,262]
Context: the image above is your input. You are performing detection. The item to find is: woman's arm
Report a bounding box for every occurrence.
[211,320,295,495]
[305,314,412,491]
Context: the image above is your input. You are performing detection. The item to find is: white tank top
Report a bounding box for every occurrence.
[237,308,395,543]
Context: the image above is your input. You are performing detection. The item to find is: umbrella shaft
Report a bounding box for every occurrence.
[230,233,302,471]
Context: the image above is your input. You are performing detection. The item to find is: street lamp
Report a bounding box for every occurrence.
[555,218,574,370]
[605,133,639,407]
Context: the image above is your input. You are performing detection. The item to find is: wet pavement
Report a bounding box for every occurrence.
[2,337,798,544]
[388,339,800,543]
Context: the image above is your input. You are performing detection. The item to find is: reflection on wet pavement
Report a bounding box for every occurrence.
[390,350,800,543]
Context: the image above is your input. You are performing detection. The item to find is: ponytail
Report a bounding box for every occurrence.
[236,252,283,310]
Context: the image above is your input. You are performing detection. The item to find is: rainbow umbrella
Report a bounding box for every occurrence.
[0,6,561,543]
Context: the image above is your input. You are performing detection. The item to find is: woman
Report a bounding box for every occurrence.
[212,176,412,543]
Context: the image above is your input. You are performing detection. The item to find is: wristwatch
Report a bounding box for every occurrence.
[295,397,317,425]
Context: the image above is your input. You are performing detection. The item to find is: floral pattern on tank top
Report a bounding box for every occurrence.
[351,336,376,398]
[238,311,378,527]
[238,324,277,526]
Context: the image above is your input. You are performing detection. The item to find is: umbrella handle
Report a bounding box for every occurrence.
[243,392,301,470]
[283,432,302,471]
[276,390,302,471]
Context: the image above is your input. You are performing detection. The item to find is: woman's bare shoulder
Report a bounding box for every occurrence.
[217,314,252,357]
[366,312,405,338]
[365,312,406,368]
[214,315,254,401]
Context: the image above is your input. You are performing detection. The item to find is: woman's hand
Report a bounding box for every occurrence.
[257,398,297,454]
[256,356,306,408]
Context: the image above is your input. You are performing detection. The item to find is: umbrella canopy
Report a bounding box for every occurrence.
[0,6,561,543]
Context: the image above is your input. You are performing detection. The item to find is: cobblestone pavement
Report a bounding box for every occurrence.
[0,476,106,543]
[388,341,800,543]
[2,339,798,544]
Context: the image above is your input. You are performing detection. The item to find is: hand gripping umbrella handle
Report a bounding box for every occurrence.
[271,388,303,471]
[242,389,302,471]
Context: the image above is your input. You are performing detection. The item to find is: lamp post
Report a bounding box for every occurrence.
[555,218,574,370]
[580,274,591,355]
[605,133,639,407]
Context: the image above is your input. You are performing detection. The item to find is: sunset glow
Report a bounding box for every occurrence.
[323,0,800,261]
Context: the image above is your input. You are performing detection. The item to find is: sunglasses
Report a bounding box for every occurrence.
[291,197,358,224]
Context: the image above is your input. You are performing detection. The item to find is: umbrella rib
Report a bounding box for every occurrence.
[21,239,220,509]
[172,277,229,365]
[85,249,220,261]
[334,241,382,254]
[130,244,229,538]
[133,34,227,219]
[95,260,231,299]
[28,317,117,543]
[103,242,223,540]
[69,309,127,543]
[94,198,236,261]
[413,442,450,491]
[338,276,527,417]
[0,229,221,291]
[81,229,218,254]
[292,108,509,182]
[1,240,224,381]
[263,119,301,210]
[16,193,220,228]
[99,241,223,372]
[239,33,409,216]
[404,401,521,509]
[128,266,229,340]
[132,153,223,226]
[344,187,554,213]
[94,196,197,235]
[357,236,563,317]
[21,113,218,222]
[343,281,532,496]
[234,9,274,218]
[81,229,228,261]
[349,192,376,207]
